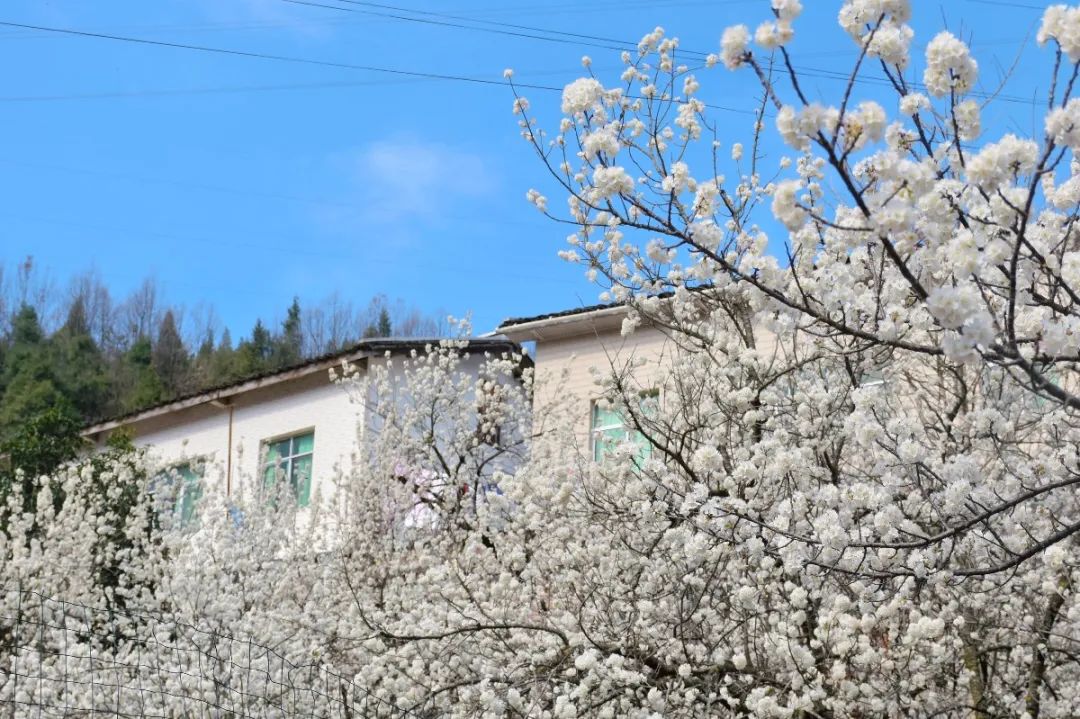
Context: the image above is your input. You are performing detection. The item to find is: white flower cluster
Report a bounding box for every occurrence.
[899,92,929,116]
[561,77,605,115]
[923,31,978,97]
[749,1,802,51]
[1039,4,1080,61]
[965,134,1038,191]
[838,0,913,67]
[777,102,833,150]
[772,179,807,230]
[581,125,621,159]
[840,100,887,151]
[954,99,981,141]
[720,24,750,69]
[591,165,634,199]
[1046,98,1080,150]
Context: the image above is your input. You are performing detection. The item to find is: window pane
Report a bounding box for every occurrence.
[178,473,201,526]
[265,440,287,464]
[260,430,316,506]
[292,432,315,456]
[291,454,313,507]
[591,404,623,430]
[633,431,653,461]
[593,428,623,461]
[263,464,279,489]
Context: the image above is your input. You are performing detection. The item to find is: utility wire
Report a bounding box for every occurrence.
[284,0,632,55]
[0,19,753,114]
[0,77,426,103]
[0,62,620,103]
[285,0,1044,107]
[964,0,1046,8]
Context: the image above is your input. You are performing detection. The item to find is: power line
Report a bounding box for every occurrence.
[283,0,1044,107]
[284,0,630,55]
[0,62,620,103]
[964,0,1045,8]
[286,0,752,57]
[0,19,544,88]
[0,77,425,103]
[0,18,753,114]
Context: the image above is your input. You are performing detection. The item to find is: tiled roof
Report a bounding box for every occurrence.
[85,337,522,430]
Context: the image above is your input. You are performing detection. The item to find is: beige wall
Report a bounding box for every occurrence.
[503,308,782,453]
[523,322,672,448]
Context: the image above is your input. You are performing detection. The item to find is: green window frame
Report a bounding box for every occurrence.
[262,430,315,507]
[858,369,886,388]
[591,393,655,462]
[152,461,203,528]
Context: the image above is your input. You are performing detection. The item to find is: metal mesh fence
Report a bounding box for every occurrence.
[0,586,424,718]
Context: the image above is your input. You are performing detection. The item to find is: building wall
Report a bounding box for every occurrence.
[523,314,782,453]
[530,325,672,446]
[92,369,365,510]
[89,349,509,513]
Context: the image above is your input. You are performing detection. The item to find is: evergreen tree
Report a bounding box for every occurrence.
[208,328,239,384]
[362,307,393,338]
[235,320,273,377]
[152,310,190,398]
[272,297,303,368]
[0,306,74,441]
[377,307,392,337]
[120,336,165,412]
[191,329,216,387]
[52,298,110,421]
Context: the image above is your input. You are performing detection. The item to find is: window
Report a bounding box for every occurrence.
[858,370,886,388]
[262,430,315,507]
[152,462,203,528]
[591,392,656,462]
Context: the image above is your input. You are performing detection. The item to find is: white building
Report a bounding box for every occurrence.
[83,338,521,521]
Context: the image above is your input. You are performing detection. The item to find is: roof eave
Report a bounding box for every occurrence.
[82,351,369,437]
[495,305,629,341]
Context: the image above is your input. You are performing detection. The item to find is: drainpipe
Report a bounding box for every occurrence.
[212,399,235,495]
[226,403,235,495]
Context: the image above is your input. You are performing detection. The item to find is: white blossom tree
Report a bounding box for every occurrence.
[6,2,1080,716]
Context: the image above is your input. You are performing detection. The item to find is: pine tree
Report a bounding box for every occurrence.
[235,320,273,377]
[120,336,165,412]
[191,329,216,388]
[208,328,239,384]
[152,310,190,398]
[52,298,110,421]
[377,307,392,337]
[0,306,74,441]
[272,297,303,368]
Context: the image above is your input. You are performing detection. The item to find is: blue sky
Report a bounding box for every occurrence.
[0,0,1055,338]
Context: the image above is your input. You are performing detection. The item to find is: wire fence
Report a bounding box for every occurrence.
[0,586,426,718]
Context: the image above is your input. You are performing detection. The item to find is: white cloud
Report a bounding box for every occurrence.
[360,137,494,219]
[320,137,497,235]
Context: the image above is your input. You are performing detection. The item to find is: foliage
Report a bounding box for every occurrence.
[0,285,445,439]
[0,407,85,526]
